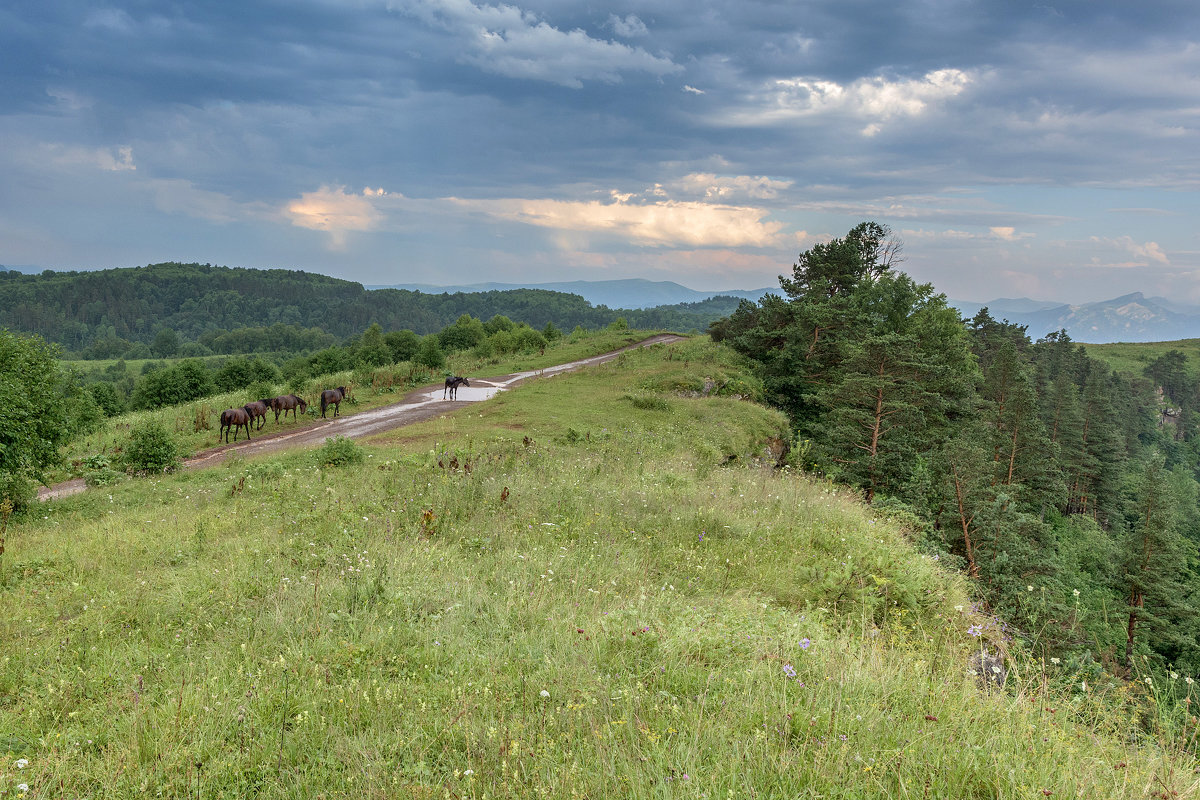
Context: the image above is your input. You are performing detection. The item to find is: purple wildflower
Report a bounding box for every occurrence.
[799,637,812,650]
[783,663,797,679]
[967,625,982,637]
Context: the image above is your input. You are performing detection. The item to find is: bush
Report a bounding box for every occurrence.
[623,391,672,412]
[415,336,446,370]
[88,382,125,416]
[130,359,215,410]
[123,422,181,475]
[316,436,365,467]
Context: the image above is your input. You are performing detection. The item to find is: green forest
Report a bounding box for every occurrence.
[0,262,736,356]
[712,222,1200,677]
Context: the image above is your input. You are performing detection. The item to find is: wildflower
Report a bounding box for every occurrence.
[1187,677,1195,686]
[463,769,474,777]
[1145,677,1153,685]
[799,638,811,650]
[17,784,28,793]
[540,689,551,698]
[15,758,28,769]
[1082,681,1088,691]
[1027,585,1034,592]
[954,605,963,612]
[783,664,797,679]
[967,625,982,637]
[1073,589,1080,598]
[1050,657,1060,665]
[1172,672,1180,680]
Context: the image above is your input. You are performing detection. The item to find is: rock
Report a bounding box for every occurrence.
[968,650,1007,691]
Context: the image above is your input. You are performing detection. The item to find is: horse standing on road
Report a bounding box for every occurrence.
[320,387,347,418]
[219,407,253,443]
[444,376,470,400]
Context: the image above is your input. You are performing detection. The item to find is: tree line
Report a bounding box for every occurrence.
[0,262,739,355]
[713,222,1200,677]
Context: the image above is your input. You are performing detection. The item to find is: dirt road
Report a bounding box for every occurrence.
[39,334,687,501]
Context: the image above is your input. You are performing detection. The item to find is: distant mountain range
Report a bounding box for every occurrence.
[369,278,774,309]
[950,293,1200,344]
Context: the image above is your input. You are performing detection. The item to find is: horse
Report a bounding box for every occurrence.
[272,394,307,422]
[444,376,470,400]
[320,386,347,419]
[219,407,253,443]
[244,400,270,430]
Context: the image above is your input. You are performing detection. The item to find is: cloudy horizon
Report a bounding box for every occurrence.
[3,1,1199,303]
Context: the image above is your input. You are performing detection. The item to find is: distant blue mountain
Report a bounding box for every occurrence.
[368,278,774,310]
[950,293,1200,344]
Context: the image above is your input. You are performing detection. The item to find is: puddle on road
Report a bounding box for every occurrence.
[423,385,505,402]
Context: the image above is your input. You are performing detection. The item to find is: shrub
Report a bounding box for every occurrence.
[88,382,125,417]
[316,436,365,467]
[122,422,181,475]
[415,336,446,370]
[623,391,672,412]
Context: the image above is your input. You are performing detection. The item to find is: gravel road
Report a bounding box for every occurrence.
[38,334,687,501]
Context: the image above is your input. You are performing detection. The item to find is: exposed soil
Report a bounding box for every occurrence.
[38,334,687,501]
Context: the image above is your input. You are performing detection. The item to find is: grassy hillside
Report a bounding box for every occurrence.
[1082,339,1200,378]
[2,339,1195,797]
[52,329,658,483]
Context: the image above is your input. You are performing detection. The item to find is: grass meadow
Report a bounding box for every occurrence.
[1082,338,1200,378]
[3,338,1197,798]
[54,329,655,483]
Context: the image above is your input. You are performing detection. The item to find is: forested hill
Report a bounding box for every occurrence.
[0,262,736,352]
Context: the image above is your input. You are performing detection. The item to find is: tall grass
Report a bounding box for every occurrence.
[4,339,1196,797]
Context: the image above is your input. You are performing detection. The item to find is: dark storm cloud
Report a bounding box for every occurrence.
[2,0,1199,301]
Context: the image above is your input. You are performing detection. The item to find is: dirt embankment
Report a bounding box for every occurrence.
[39,334,688,501]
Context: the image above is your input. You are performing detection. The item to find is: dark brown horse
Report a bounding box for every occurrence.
[444,376,470,400]
[320,386,347,418]
[220,407,253,443]
[271,394,308,422]
[244,400,270,430]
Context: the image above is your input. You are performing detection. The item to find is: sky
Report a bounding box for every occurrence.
[3,1,1199,303]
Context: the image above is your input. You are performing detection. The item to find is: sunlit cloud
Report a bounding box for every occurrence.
[391,0,681,87]
[285,186,385,249]
[1091,235,1170,265]
[449,193,785,248]
[721,68,973,134]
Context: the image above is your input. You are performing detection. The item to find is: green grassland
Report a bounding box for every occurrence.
[1082,339,1200,378]
[54,329,658,483]
[3,339,1196,797]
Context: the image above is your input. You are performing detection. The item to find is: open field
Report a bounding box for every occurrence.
[1082,338,1200,378]
[3,338,1196,797]
[52,329,663,485]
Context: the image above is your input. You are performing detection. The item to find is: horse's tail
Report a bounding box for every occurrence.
[320,394,328,416]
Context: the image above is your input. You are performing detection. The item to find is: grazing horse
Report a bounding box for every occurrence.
[444,376,470,400]
[320,386,347,419]
[244,400,270,430]
[272,394,307,422]
[219,407,253,443]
